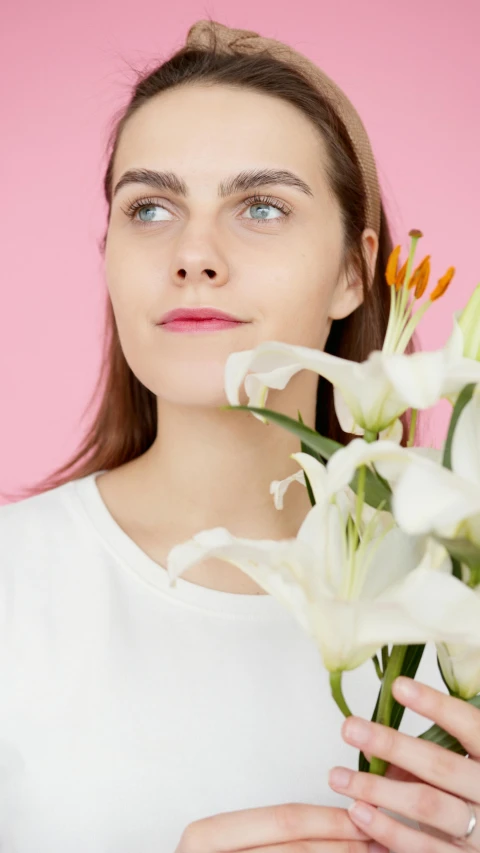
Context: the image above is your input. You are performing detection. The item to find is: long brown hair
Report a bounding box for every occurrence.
[4,29,421,503]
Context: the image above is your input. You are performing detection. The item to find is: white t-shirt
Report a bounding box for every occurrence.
[0,470,445,853]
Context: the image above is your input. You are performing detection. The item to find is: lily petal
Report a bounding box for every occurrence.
[166,525,315,632]
[225,342,407,433]
[325,438,412,495]
[270,469,306,510]
[290,451,329,504]
[440,358,480,400]
[382,349,448,409]
[443,313,467,360]
[357,527,427,599]
[451,394,480,487]
[333,385,364,435]
[391,566,480,646]
[437,638,480,699]
[379,418,404,443]
[392,461,480,539]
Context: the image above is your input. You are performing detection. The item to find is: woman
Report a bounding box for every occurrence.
[1,18,478,853]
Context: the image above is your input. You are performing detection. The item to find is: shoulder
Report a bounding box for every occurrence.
[0,479,81,562]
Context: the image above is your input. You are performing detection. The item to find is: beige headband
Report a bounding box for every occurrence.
[185,19,381,236]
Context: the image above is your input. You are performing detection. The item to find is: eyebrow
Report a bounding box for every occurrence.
[112,167,314,200]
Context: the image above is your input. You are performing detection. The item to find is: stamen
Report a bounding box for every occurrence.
[430,267,455,301]
[405,254,430,294]
[395,260,408,291]
[386,245,401,287]
[383,229,429,354]
[413,256,431,298]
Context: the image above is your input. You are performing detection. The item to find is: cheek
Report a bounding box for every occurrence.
[105,249,159,337]
[261,265,334,348]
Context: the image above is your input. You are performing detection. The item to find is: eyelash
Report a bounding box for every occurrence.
[120,193,292,227]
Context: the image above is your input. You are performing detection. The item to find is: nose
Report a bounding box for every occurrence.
[175,266,220,283]
[170,232,229,288]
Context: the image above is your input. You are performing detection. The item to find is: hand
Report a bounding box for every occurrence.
[328,676,480,851]
[174,803,388,852]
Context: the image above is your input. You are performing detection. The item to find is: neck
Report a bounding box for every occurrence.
[130,372,318,543]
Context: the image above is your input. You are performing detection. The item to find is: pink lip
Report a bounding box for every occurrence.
[160,318,243,333]
[158,307,244,324]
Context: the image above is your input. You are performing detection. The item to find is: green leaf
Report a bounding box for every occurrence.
[451,556,463,581]
[418,694,480,754]
[442,382,476,470]
[350,467,392,514]
[390,644,426,732]
[223,405,392,512]
[297,410,320,507]
[371,654,383,680]
[223,405,342,458]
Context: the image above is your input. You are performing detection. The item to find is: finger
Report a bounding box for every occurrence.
[181,805,370,851]
[341,715,480,805]
[363,750,420,784]
[392,676,480,759]
[329,766,477,841]
[385,765,420,784]
[347,800,461,853]
[233,844,385,853]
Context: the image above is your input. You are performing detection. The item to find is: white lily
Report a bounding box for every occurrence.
[270,454,394,536]
[437,616,480,700]
[166,450,480,673]
[316,414,480,698]
[224,231,480,436]
[337,395,480,553]
[318,412,480,555]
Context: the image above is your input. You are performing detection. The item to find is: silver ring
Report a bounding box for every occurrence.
[458,802,477,843]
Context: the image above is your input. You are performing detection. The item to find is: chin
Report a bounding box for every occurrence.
[151,372,232,408]
[138,359,252,408]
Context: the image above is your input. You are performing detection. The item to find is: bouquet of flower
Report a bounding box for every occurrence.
[166,229,480,776]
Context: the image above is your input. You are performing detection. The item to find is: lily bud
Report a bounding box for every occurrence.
[437,637,480,700]
[457,282,480,361]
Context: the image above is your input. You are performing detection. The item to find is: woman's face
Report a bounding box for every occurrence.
[105,83,378,407]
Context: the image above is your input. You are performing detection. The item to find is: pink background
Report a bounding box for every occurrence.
[1,0,479,502]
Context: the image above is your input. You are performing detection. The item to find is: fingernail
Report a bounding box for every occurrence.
[349,802,374,825]
[343,718,371,746]
[394,677,419,699]
[328,767,352,789]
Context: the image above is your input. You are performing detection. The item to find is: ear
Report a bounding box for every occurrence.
[328,229,379,321]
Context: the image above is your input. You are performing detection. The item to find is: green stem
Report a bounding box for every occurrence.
[396,300,432,354]
[369,644,408,775]
[363,429,378,443]
[468,562,480,587]
[392,236,419,349]
[355,464,367,535]
[381,644,389,673]
[407,409,418,447]
[330,671,353,718]
[383,281,397,354]
[391,294,417,352]
[372,654,383,680]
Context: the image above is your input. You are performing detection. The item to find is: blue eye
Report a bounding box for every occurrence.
[242,195,291,221]
[121,193,292,226]
[128,201,170,223]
